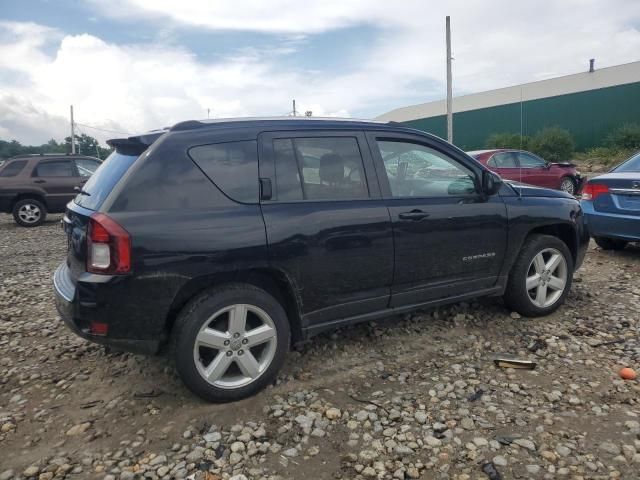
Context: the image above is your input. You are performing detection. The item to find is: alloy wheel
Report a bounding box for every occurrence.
[193,304,277,389]
[18,203,41,224]
[526,248,568,308]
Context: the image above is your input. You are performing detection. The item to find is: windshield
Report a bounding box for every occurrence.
[613,152,640,173]
[74,151,139,210]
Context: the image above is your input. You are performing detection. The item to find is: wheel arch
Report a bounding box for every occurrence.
[11,192,48,211]
[525,223,577,265]
[165,268,304,347]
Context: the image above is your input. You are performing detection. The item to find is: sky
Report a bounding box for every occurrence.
[0,0,639,145]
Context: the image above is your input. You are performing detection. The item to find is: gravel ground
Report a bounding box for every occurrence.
[1,213,639,480]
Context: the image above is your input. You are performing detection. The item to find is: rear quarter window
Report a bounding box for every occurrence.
[0,160,27,177]
[188,140,258,203]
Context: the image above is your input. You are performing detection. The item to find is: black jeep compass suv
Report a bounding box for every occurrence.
[54,117,588,402]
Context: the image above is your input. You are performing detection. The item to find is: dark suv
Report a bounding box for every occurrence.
[0,154,101,226]
[53,118,588,402]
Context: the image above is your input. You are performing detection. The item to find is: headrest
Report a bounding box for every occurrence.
[319,154,344,184]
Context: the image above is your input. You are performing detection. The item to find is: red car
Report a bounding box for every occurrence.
[467,149,583,195]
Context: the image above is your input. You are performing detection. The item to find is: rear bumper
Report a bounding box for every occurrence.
[53,262,162,355]
[581,202,640,242]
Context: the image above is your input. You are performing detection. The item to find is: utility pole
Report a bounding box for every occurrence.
[207,108,210,119]
[70,105,76,154]
[445,16,453,143]
[292,99,297,117]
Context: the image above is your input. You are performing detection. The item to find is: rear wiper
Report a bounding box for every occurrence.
[74,186,91,196]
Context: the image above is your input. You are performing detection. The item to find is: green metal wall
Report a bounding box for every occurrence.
[403,82,640,151]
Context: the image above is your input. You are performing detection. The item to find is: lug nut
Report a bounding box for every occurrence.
[233,332,240,338]
[226,350,233,356]
[224,340,230,346]
[242,339,248,344]
[238,350,244,355]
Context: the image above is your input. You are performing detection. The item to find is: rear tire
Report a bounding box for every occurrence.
[171,284,290,402]
[594,236,628,251]
[12,198,47,227]
[503,234,573,317]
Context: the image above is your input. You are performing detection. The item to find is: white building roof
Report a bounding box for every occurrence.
[376,60,640,122]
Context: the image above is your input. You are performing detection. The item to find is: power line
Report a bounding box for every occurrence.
[74,122,132,136]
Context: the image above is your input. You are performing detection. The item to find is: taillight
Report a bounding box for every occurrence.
[87,213,131,274]
[581,183,609,201]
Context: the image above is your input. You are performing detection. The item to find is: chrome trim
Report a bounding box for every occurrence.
[611,188,640,196]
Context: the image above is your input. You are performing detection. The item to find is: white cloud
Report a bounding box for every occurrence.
[1,1,639,145]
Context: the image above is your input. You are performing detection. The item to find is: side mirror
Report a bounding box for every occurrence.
[482,170,503,196]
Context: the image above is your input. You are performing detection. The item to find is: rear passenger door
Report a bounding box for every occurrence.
[258,130,394,332]
[33,159,80,211]
[487,151,520,182]
[367,131,508,307]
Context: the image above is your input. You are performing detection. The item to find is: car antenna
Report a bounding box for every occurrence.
[518,87,523,198]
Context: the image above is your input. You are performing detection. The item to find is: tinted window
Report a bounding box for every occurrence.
[189,140,258,203]
[614,152,640,172]
[75,158,101,177]
[109,151,222,212]
[518,152,546,167]
[377,140,476,197]
[273,137,368,201]
[36,160,74,177]
[75,152,138,210]
[0,160,27,177]
[488,152,517,168]
[273,139,303,201]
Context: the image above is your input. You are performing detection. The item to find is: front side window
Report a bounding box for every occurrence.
[488,152,517,168]
[518,152,546,168]
[75,159,101,177]
[377,140,476,198]
[272,137,368,201]
[35,160,74,177]
[189,140,258,203]
[0,160,27,177]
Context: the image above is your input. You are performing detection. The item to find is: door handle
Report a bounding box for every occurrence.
[34,179,46,184]
[398,209,429,220]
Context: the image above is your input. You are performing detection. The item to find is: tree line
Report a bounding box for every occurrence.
[0,134,113,160]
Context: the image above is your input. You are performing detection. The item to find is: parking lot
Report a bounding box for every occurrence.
[1,213,639,480]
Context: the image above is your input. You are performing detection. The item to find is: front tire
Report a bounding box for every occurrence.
[172,284,290,402]
[559,177,576,195]
[13,198,47,227]
[504,234,573,317]
[594,236,628,250]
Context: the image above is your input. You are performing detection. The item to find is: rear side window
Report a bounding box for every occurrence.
[189,140,258,203]
[75,152,138,210]
[272,137,368,201]
[488,153,517,168]
[0,160,27,177]
[75,158,101,177]
[35,160,74,177]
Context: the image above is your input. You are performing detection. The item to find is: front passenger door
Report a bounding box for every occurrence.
[367,132,508,307]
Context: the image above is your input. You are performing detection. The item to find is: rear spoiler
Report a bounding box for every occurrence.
[107,130,166,156]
